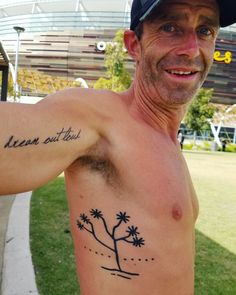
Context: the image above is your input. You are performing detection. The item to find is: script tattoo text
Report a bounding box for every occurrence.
[4,127,81,149]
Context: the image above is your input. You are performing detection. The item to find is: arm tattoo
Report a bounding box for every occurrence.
[77,209,150,280]
[3,127,81,149]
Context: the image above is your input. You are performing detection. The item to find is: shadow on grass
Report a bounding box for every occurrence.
[195,230,236,295]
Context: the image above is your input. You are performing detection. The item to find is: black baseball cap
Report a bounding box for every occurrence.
[130,0,236,30]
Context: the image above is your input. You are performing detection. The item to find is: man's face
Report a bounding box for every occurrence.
[137,0,220,105]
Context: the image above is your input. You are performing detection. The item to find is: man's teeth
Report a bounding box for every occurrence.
[168,70,192,75]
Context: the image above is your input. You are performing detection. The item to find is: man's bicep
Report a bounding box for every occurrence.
[0,92,101,195]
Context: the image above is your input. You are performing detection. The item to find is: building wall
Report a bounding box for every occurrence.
[204,29,236,104]
[1,28,236,104]
[2,29,132,86]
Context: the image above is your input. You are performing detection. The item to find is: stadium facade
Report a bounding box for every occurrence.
[0,0,236,105]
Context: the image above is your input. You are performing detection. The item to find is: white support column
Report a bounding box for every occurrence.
[32,1,44,14]
[209,104,236,147]
[75,0,81,12]
[31,3,36,14]
[75,0,89,23]
[124,0,131,26]
[1,9,9,17]
[209,121,222,147]
[35,4,43,13]
[233,127,236,144]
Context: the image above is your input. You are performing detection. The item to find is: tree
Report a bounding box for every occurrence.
[94,30,131,92]
[77,209,145,280]
[184,88,215,143]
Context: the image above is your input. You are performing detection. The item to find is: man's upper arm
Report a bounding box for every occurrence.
[0,88,101,195]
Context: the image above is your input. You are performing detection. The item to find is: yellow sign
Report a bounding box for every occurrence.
[214,51,232,64]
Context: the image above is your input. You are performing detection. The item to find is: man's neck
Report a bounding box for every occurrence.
[121,85,187,143]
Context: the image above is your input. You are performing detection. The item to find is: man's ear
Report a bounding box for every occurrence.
[124,30,141,62]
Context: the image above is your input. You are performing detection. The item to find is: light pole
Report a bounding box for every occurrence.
[13,26,25,98]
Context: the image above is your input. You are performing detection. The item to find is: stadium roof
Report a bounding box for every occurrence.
[0,0,132,16]
[0,0,235,33]
[0,0,133,35]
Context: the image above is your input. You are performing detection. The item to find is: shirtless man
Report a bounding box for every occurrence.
[1,0,235,294]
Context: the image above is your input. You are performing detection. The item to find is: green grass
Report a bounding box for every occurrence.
[30,178,80,295]
[30,151,236,294]
[184,151,236,294]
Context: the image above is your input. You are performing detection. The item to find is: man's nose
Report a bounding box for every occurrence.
[176,31,200,59]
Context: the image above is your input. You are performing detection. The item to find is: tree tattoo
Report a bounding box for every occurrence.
[77,209,145,279]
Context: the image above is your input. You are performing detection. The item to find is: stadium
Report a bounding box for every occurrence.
[0,0,236,106]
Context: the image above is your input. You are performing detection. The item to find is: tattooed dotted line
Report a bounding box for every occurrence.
[84,246,155,263]
[84,246,112,258]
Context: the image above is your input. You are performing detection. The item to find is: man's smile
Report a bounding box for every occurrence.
[164,67,200,81]
[166,70,197,76]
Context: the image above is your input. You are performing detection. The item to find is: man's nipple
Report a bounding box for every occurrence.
[172,204,183,221]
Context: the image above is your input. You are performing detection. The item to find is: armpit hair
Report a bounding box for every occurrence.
[78,155,116,180]
[77,141,119,187]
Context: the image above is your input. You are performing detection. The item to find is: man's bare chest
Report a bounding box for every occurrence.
[66,128,197,222]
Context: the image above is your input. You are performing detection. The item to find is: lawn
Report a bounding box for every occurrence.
[30,178,80,295]
[30,151,236,295]
[184,151,236,294]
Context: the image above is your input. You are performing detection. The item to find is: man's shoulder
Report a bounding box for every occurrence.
[38,87,129,141]
[42,87,126,117]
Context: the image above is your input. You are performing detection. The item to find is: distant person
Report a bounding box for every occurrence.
[178,130,185,150]
[1,0,236,294]
[222,139,228,152]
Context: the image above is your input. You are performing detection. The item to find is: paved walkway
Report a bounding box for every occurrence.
[0,196,15,292]
[0,193,38,295]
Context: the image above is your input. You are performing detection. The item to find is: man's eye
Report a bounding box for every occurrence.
[161,24,176,33]
[198,27,212,36]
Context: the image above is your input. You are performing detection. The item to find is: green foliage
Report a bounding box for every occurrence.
[1,68,83,100]
[94,30,131,92]
[202,141,212,151]
[184,88,215,132]
[225,143,236,153]
[183,143,203,151]
[183,141,236,153]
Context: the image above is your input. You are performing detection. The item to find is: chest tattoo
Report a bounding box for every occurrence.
[77,209,153,280]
